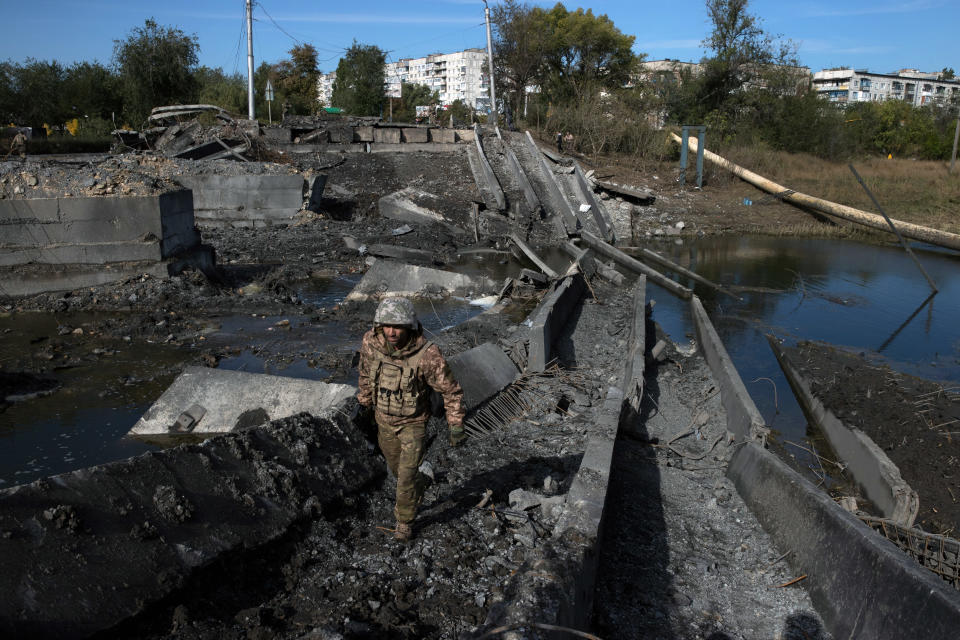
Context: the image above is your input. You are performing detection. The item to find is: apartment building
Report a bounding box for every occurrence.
[317,72,336,107]
[812,68,960,106]
[385,48,491,112]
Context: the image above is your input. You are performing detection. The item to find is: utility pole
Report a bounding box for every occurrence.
[483,0,497,124]
[246,0,255,120]
[951,114,959,174]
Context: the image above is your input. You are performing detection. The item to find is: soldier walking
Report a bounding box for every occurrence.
[356,297,466,542]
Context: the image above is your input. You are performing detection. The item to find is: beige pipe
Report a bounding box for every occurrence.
[671,133,960,252]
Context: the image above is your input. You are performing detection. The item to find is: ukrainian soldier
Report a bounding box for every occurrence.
[357,297,466,542]
[7,131,27,160]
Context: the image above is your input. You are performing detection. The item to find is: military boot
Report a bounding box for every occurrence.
[395,520,413,542]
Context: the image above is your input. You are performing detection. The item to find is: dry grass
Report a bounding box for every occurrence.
[720,147,960,234]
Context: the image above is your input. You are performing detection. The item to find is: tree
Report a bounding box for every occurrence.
[541,4,638,102]
[7,59,71,129]
[272,44,321,115]
[493,2,639,120]
[194,66,246,114]
[112,18,200,125]
[331,42,386,116]
[391,83,439,123]
[492,0,550,124]
[941,67,955,81]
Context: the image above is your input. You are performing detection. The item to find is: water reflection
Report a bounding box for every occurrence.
[638,236,960,447]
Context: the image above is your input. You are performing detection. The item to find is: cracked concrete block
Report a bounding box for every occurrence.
[401,128,429,143]
[378,186,459,232]
[129,367,356,435]
[430,128,456,144]
[355,126,374,142]
[373,128,401,144]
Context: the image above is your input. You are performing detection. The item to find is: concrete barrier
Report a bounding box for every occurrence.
[0,410,380,639]
[470,124,506,211]
[0,190,213,297]
[495,127,540,214]
[401,127,429,143]
[622,276,647,410]
[768,336,919,526]
[129,367,356,435]
[689,295,767,442]
[345,259,497,303]
[176,174,304,228]
[728,441,960,639]
[373,128,401,144]
[526,273,586,372]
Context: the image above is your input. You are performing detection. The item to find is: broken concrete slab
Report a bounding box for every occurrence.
[446,342,519,412]
[496,127,540,214]
[526,273,586,372]
[128,367,355,435]
[345,259,497,303]
[0,411,380,639]
[174,138,249,161]
[523,131,579,233]
[769,336,919,526]
[510,233,559,279]
[366,243,436,262]
[471,125,506,211]
[378,186,463,233]
[177,174,305,228]
[597,180,656,203]
[572,162,615,242]
[622,276,647,410]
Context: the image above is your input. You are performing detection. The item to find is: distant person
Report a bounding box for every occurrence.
[556,131,563,152]
[356,297,466,542]
[6,131,27,160]
[564,131,574,152]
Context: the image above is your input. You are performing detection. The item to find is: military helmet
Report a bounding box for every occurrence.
[374,297,418,329]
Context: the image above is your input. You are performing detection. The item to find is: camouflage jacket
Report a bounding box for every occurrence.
[357,327,465,430]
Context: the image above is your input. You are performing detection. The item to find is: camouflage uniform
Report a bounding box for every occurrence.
[9,132,26,160]
[357,298,465,526]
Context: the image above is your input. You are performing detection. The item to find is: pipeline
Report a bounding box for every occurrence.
[670,133,960,252]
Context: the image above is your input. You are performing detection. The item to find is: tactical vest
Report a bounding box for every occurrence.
[372,341,433,417]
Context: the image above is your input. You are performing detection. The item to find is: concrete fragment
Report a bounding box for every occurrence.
[527,274,586,372]
[345,259,497,302]
[446,342,519,412]
[769,336,919,526]
[366,244,435,262]
[401,127,429,143]
[129,367,356,435]
[373,128,401,144]
[177,174,305,228]
[378,187,462,233]
[510,233,558,279]
[430,128,456,144]
[355,126,374,142]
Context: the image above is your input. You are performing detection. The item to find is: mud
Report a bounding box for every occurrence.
[782,341,960,536]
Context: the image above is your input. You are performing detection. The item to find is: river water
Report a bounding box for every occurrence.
[1,236,957,486]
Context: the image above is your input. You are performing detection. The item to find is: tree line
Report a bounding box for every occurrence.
[0,19,325,136]
[491,0,959,162]
[2,4,956,161]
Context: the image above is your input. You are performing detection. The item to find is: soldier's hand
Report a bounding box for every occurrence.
[449,429,467,447]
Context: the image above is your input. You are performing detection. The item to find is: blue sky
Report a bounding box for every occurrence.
[3,1,957,75]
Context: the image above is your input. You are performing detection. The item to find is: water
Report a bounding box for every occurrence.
[2,236,957,487]
[633,236,960,446]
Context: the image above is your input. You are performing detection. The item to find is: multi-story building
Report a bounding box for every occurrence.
[812,68,960,106]
[385,48,491,112]
[316,72,336,107]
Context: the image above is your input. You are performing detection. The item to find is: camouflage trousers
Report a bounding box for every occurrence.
[377,419,428,524]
